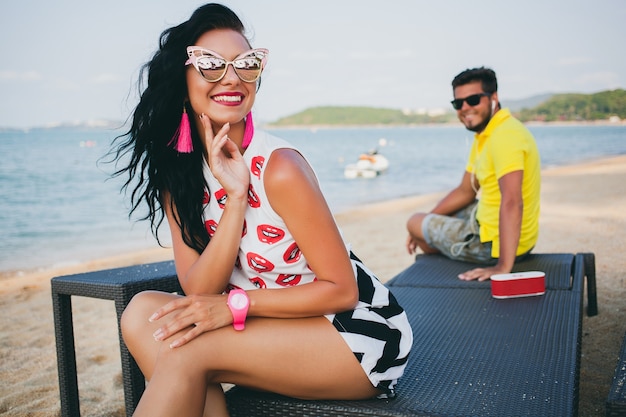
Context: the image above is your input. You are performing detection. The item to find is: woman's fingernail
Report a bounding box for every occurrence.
[148,313,158,322]
[169,340,180,349]
[153,329,163,341]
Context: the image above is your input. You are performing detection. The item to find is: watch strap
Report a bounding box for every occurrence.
[227,289,250,331]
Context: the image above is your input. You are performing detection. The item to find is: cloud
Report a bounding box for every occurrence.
[554,56,593,67]
[0,70,43,81]
[46,77,81,92]
[91,73,120,84]
[575,71,622,89]
[287,50,332,61]
[347,48,415,60]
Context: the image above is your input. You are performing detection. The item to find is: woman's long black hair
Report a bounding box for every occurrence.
[110,4,247,254]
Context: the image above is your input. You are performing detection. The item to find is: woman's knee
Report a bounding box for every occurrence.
[121,291,164,343]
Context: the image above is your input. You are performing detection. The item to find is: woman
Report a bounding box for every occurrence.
[114,4,412,416]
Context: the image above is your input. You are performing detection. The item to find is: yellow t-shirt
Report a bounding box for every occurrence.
[465,108,541,258]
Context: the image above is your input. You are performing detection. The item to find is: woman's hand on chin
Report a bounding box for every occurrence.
[201,114,250,200]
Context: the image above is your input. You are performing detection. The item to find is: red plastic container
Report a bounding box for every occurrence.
[490,271,545,299]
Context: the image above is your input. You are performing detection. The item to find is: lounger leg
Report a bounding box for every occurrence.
[582,252,598,316]
[114,298,146,416]
[51,292,81,417]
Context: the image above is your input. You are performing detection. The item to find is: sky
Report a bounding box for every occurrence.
[1,0,625,128]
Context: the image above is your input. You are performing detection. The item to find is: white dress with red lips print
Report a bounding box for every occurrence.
[201,131,314,290]
[201,130,413,399]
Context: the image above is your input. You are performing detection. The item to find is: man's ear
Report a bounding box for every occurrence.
[491,92,499,112]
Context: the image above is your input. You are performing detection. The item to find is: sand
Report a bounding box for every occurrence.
[1,155,625,416]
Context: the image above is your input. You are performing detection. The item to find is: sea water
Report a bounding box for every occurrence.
[1,124,625,272]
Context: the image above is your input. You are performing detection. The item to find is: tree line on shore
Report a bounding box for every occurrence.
[517,89,625,122]
[270,89,626,126]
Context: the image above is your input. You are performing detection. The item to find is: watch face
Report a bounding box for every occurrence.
[230,293,248,309]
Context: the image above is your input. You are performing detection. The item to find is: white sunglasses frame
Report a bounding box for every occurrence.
[185,46,269,83]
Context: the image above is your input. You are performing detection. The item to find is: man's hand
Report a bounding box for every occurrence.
[458,265,510,282]
[406,234,419,255]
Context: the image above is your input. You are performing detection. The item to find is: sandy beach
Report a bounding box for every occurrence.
[1,155,625,416]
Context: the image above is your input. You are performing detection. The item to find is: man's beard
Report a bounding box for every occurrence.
[465,116,491,133]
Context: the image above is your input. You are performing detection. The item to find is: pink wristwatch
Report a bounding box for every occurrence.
[227,289,250,331]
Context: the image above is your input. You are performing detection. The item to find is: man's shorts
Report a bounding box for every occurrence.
[421,200,496,264]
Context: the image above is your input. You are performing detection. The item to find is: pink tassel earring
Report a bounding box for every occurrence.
[241,112,255,149]
[169,106,193,153]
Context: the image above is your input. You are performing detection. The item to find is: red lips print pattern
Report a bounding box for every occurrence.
[250,276,267,289]
[215,188,227,209]
[205,219,218,238]
[247,184,260,208]
[276,273,302,286]
[251,156,265,179]
[202,140,314,290]
[283,242,301,264]
[257,224,285,244]
[247,252,275,273]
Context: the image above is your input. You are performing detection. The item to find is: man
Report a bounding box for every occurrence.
[406,67,541,281]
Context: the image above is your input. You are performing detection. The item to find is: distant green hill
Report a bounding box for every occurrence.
[504,93,554,112]
[268,90,626,126]
[517,89,626,122]
[269,106,455,126]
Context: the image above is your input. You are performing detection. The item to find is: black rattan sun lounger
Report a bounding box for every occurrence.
[224,253,595,417]
[52,252,596,416]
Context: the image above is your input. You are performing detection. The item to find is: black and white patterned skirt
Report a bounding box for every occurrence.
[325,252,413,399]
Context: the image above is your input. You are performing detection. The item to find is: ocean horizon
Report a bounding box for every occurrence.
[1,123,625,273]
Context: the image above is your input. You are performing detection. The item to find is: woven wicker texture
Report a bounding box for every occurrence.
[225,253,588,417]
[51,260,179,417]
[51,254,594,416]
[387,253,575,289]
[606,331,626,417]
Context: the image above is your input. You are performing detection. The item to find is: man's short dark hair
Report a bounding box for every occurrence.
[452,67,498,94]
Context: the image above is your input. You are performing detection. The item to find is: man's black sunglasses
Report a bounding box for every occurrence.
[451,93,491,110]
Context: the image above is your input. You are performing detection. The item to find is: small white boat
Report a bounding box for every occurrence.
[344,151,389,179]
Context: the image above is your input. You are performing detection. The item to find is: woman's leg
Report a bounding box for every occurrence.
[121,291,380,417]
[123,292,230,417]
